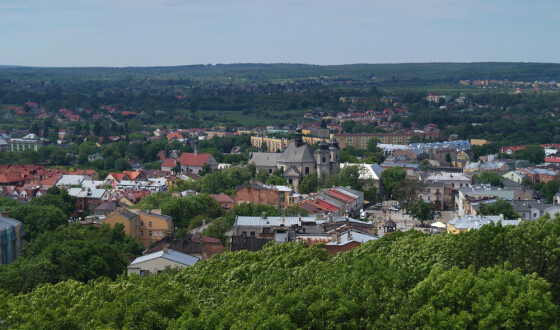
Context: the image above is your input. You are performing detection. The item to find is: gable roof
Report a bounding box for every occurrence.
[277,142,317,164]
[161,158,176,168]
[249,152,281,167]
[178,153,213,167]
[129,249,199,266]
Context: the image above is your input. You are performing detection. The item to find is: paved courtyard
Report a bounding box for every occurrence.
[364,200,457,237]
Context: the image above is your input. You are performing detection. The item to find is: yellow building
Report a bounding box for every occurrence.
[250,136,290,152]
[205,131,234,139]
[103,208,174,248]
[470,139,489,146]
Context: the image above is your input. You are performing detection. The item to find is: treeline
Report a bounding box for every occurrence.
[2,219,560,328]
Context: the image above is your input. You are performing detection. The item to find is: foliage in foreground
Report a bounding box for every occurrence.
[2,219,560,328]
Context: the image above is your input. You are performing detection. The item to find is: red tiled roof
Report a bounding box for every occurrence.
[0,173,23,184]
[325,189,355,202]
[178,153,212,167]
[161,159,176,168]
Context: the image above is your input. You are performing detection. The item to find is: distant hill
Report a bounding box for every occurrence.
[0,63,558,83]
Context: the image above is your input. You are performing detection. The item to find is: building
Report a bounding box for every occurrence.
[447,215,520,234]
[127,247,199,276]
[231,213,374,252]
[502,170,526,184]
[249,152,281,174]
[144,233,224,259]
[339,163,384,189]
[0,214,23,265]
[520,168,560,184]
[8,133,46,152]
[250,136,290,152]
[418,181,446,210]
[335,131,438,148]
[456,185,517,216]
[67,187,109,218]
[508,200,560,221]
[161,152,219,174]
[103,209,174,248]
[250,129,340,191]
[210,193,235,214]
[235,183,300,210]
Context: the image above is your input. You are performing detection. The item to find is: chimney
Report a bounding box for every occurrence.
[194,140,200,156]
[202,219,206,226]
[261,211,267,219]
[162,244,169,253]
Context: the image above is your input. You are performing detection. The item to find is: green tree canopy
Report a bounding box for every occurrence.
[478,199,521,219]
[381,166,407,197]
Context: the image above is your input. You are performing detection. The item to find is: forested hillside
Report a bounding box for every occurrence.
[2,218,560,328]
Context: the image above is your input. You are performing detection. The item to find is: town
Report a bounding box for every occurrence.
[2,63,560,327]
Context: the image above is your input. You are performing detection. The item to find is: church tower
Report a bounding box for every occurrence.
[329,139,340,174]
[317,139,330,178]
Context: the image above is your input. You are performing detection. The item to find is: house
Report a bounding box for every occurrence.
[67,188,109,218]
[210,193,235,214]
[456,184,516,216]
[447,215,520,234]
[520,168,560,184]
[0,214,24,265]
[144,233,224,259]
[93,201,120,217]
[161,152,218,174]
[508,200,560,221]
[235,183,300,210]
[502,170,526,184]
[56,174,92,188]
[127,247,198,276]
[103,209,174,248]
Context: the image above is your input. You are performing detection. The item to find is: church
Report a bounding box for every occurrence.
[249,128,340,190]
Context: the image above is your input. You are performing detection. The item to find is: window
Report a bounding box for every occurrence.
[159,231,163,237]
[269,169,272,174]
[149,231,152,237]
[428,196,431,201]
[322,157,326,162]
[305,167,309,174]
[451,183,455,188]
[140,222,144,227]
[140,231,143,236]
[148,222,152,227]
[250,231,255,237]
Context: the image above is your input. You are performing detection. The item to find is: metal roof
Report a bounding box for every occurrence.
[235,215,366,227]
[0,215,22,231]
[130,249,199,266]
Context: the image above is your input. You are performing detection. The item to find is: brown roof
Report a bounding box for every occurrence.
[211,193,234,203]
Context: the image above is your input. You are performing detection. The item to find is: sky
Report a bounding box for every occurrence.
[0,0,559,67]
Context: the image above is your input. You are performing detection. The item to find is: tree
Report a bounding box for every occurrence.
[407,200,435,226]
[522,176,532,187]
[341,120,356,133]
[514,145,545,165]
[265,175,287,186]
[298,173,319,194]
[539,180,560,203]
[381,166,407,197]
[366,138,380,153]
[394,179,426,209]
[478,199,520,219]
[477,171,504,187]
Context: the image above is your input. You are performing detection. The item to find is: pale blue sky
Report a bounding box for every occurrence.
[1,0,559,67]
